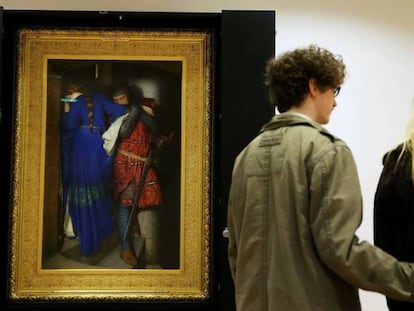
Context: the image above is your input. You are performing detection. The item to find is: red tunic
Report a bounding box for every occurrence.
[112,119,162,208]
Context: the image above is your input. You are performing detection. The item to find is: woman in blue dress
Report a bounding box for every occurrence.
[60,82,126,256]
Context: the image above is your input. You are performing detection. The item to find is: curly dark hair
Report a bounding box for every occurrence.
[265,44,346,113]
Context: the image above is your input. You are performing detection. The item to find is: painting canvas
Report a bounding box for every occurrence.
[9,28,212,301]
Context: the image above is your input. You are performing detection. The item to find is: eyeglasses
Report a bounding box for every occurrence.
[333,86,341,97]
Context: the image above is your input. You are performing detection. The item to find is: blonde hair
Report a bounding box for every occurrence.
[398,99,414,181]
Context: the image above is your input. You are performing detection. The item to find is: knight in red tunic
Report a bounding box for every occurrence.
[111,85,162,267]
[112,102,162,208]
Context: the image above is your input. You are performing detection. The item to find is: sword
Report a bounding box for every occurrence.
[122,132,173,243]
[122,150,154,243]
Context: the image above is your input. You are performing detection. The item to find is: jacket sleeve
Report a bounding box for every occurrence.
[227,154,248,281]
[227,202,237,279]
[227,180,238,280]
[309,142,414,302]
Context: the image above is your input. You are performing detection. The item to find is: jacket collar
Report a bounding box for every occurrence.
[260,112,334,139]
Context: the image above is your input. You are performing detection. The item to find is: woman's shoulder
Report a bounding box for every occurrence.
[382,142,411,175]
[383,143,405,162]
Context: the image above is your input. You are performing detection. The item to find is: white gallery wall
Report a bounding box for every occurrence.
[3,0,414,310]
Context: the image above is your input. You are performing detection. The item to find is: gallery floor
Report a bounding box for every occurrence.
[42,230,159,269]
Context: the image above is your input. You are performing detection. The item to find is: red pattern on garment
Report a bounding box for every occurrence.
[112,120,162,208]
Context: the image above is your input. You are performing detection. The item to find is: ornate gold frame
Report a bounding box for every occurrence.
[9,28,211,301]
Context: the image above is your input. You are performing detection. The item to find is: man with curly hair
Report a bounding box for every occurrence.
[227,45,414,310]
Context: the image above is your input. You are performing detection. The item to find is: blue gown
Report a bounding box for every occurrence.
[60,93,126,255]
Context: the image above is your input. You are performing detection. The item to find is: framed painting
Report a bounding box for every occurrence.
[9,28,212,301]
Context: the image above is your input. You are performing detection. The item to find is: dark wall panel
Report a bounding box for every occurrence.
[219,10,275,311]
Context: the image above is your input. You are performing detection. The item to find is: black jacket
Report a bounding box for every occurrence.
[374,143,414,310]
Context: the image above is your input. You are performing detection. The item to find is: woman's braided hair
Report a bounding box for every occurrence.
[64,82,94,131]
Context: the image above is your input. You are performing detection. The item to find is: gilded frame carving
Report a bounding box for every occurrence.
[9,28,212,301]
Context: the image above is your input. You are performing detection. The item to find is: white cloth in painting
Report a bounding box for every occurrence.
[102,113,129,156]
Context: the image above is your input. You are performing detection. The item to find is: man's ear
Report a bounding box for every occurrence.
[308,78,318,97]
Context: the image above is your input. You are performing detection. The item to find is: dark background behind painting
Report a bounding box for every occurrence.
[0,9,275,311]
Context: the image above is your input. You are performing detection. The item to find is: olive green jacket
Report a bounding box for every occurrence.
[227,113,414,311]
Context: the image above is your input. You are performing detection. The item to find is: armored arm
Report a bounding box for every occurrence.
[140,111,160,136]
[119,104,142,139]
[119,100,160,138]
